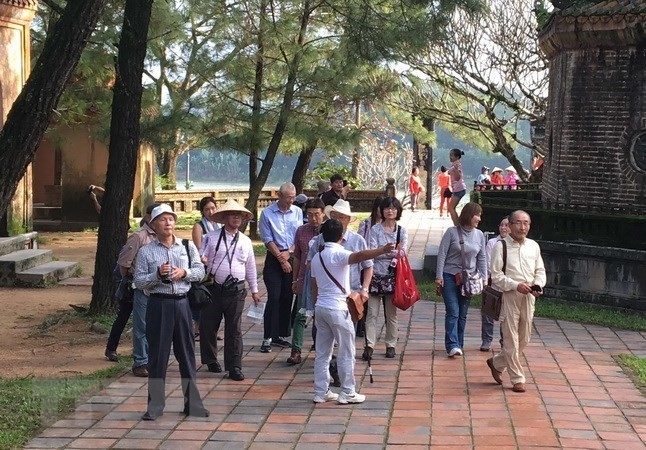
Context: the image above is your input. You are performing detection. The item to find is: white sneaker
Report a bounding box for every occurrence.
[313,390,339,403]
[448,348,463,357]
[337,391,366,404]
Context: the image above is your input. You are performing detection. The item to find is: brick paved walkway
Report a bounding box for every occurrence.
[27,211,646,449]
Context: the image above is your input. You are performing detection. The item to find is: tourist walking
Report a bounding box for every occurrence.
[134,204,208,420]
[409,166,425,211]
[437,166,451,217]
[311,218,394,405]
[258,182,303,352]
[435,202,487,357]
[200,199,260,381]
[447,148,467,225]
[480,215,510,352]
[486,210,545,393]
[364,196,408,360]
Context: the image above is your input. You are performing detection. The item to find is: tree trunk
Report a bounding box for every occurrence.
[246,0,266,239]
[486,109,528,182]
[292,139,318,193]
[90,0,153,314]
[158,150,180,190]
[0,0,108,218]
[351,100,360,178]
[246,1,311,217]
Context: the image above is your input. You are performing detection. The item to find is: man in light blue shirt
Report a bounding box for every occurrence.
[258,182,303,352]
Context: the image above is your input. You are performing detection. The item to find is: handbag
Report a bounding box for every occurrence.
[369,225,400,295]
[317,251,364,323]
[481,240,507,321]
[392,253,420,311]
[182,240,213,310]
[457,227,484,297]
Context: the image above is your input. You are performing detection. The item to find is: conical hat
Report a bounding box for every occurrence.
[505,166,517,173]
[492,167,502,173]
[212,199,253,223]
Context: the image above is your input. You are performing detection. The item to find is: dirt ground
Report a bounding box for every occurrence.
[0,230,192,379]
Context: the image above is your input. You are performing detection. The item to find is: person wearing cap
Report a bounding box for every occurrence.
[364,196,408,360]
[490,167,504,189]
[316,180,331,197]
[258,182,303,352]
[310,218,395,405]
[200,199,261,381]
[477,166,491,190]
[287,197,326,365]
[104,202,159,374]
[134,204,208,421]
[320,174,351,207]
[504,166,519,190]
[294,193,309,224]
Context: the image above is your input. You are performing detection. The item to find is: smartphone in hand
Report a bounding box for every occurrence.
[531,285,542,293]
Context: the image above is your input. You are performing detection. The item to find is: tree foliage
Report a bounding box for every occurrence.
[395,0,547,180]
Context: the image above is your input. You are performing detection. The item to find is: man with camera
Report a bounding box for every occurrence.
[320,174,351,207]
[201,199,261,381]
[486,210,545,393]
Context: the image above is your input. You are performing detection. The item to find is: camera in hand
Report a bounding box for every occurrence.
[530,284,542,292]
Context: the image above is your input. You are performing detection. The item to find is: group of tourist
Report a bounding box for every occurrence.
[103,152,545,420]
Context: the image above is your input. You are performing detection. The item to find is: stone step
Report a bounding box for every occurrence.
[0,232,39,257]
[0,249,53,286]
[33,206,62,220]
[15,261,81,287]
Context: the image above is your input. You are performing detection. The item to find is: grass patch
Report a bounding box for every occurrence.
[253,244,267,256]
[0,359,132,450]
[175,213,202,230]
[416,280,646,332]
[618,354,646,387]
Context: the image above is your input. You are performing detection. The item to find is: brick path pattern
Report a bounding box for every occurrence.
[27,211,646,449]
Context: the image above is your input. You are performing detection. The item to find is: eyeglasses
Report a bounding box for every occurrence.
[383,206,398,211]
[511,221,531,226]
[306,211,323,218]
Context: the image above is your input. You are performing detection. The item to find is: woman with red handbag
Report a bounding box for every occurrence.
[364,197,408,361]
[435,202,487,357]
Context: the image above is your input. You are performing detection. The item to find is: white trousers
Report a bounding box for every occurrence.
[313,306,357,396]
[365,294,398,349]
[492,290,535,384]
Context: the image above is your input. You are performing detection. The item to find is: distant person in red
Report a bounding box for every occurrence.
[531,156,543,171]
[437,166,451,217]
[408,166,425,212]
[490,167,504,190]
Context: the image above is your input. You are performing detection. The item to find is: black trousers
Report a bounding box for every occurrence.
[146,295,204,415]
[106,297,133,352]
[200,287,246,371]
[263,253,294,340]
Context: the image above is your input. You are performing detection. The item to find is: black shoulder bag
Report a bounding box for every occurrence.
[182,239,212,310]
[481,240,507,321]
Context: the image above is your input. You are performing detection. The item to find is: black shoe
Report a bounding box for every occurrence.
[104,349,119,362]
[183,406,209,417]
[260,339,272,353]
[142,410,163,421]
[310,344,316,352]
[362,347,373,361]
[271,338,291,348]
[229,367,245,381]
[385,347,396,358]
[207,361,222,373]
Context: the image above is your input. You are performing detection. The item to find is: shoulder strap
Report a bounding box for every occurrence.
[199,220,207,235]
[457,227,468,271]
[182,239,192,267]
[396,225,401,247]
[501,239,507,274]
[317,250,347,295]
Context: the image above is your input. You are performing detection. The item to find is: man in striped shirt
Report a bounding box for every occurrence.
[200,199,261,381]
[134,204,208,421]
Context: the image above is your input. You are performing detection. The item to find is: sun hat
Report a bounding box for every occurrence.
[492,167,503,173]
[505,166,517,173]
[211,199,253,223]
[150,204,177,222]
[481,166,490,172]
[324,199,356,222]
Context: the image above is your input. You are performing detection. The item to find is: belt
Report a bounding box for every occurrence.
[150,293,187,299]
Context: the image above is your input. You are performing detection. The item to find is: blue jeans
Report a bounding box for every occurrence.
[443,272,470,353]
[132,289,149,369]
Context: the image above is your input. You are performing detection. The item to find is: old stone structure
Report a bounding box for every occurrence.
[0,0,37,235]
[539,0,646,211]
[536,1,646,310]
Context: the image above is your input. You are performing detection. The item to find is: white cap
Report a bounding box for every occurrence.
[150,204,177,222]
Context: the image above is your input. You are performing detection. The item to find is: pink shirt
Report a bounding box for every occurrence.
[203,228,259,294]
[448,161,467,192]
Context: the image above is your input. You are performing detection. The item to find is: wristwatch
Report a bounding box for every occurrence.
[361,287,369,292]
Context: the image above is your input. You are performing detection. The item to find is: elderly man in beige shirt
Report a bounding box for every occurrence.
[486,210,545,393]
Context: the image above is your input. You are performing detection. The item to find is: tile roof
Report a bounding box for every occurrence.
[0,0,38,7]
[558,0,646,16]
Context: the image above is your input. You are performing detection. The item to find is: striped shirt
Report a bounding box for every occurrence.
[202,228,259,293]
[134,237,205,295]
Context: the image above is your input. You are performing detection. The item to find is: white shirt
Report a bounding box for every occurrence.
[491,235,546,292]
[310,242,351,311]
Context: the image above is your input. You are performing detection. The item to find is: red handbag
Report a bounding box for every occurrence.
[392,254,420,311]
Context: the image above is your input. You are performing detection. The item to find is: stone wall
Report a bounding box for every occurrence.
[540,240,646,312]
